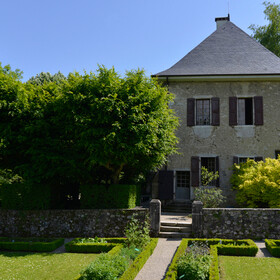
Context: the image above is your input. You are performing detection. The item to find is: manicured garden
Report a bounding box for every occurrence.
[164,238,280,280]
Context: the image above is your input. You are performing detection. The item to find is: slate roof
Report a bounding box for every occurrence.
[154,21,280,76]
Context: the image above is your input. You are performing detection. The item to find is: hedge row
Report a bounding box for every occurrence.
[119,238,158,280]
[164,238,258,280]
[73,238,158,280]
[80,184,140,209]
[0,237,64,252]
[265,239,280,257]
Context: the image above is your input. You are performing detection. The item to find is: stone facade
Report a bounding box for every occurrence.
[196,208,280,239]
[0,209,148,238]
[155,80,280,204]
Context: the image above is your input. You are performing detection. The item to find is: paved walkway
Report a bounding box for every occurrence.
[255,241,272,257]
[134,238,181,280]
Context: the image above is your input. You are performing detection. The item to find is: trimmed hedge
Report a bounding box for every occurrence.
[119,238,158,280]
[80,184,139,209]
[265,239,280,257]
[164,238,258,280]
[74,238,158,280]
[0,237,64,252]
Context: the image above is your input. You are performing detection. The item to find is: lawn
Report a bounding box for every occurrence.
[0,251,98,280]
[219,256,280,280]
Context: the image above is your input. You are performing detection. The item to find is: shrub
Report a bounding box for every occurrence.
[80,184,138,209]
[231,158,280,207]
[265,239,280,257]
[124,214,150,249]
[80,253,129,280]
[0,238,64,252]
[177,242,212,280]
[194,187,225,208]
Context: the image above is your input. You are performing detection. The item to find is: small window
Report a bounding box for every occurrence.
[275,151,280,159]
[176,171,190,188]
[238,98,253,125]
[196,99,210,125]
[238,157,254,164]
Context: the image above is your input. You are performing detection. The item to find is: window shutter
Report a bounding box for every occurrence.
[187,98,195,126]
[158,170,174,200]
[191,156,200,187]
[215,156,220,187]
[254,96,263,125]
[255,156,263,162]
[211,97,220,126]
[229,97,237,126]
[233,156,239,165]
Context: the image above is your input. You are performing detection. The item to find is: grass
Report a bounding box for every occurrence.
[219,256,280,280]
[0,251,98,280]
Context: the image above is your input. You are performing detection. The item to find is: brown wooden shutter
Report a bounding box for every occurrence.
[233,156,239,165]
[191,156,200,187]
[211,97,220,126]
[215,156,220,187]
[158,170,174,200]
[187,98,195,126]
[254,96,263,125]
[229,97,237,126]
[255,156,263,162]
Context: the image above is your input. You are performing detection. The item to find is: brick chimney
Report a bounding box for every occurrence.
[215,14,230,29]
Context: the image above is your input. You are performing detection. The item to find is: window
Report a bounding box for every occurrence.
[176,171,190,188]
[229,96,263,126]
[191,156,219,187]
[187,98,220,126]
[238,157,254,164]
[233,156,263,164]
[196,99,210,125]
[238,98,253,125]
[275,151,280,159]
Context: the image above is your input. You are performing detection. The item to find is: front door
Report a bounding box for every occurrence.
[175,170,190,200]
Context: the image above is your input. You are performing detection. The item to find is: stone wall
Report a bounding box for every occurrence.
[0,209,149,238]
[200,208,280,239]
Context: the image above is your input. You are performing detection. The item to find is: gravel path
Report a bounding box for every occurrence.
[134,238,181,280]
[52,238,74,254]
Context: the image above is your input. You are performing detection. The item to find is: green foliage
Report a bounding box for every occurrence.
[177,242,212,280]
[80,253,129,280]
[231,158,280,208]
[119,238,158,280]
[80,184,138,209]
[0,64,178,209]
[265,239,280,257]
[0,238,64,252]
[249,1,280,57]
[164,239,258,280]
[124,214,150,249]
[0,181,51,210]
[194,187,225,208]
[0,62,23,80]
[28,71,66,85]
[200,167,219,187]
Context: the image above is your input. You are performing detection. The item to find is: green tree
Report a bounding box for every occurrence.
[249,1,280,57]
[28,71,66,85]
[231,158,280,208]
[0,64,179,208]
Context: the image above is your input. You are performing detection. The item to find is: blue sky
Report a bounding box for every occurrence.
[0,0,271,81]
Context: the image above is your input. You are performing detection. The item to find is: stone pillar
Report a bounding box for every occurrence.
[150,199,161,236]
[192,201,203,237]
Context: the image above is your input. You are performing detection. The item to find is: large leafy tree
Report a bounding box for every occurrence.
[249,1,280,57]
[0,65,178,208]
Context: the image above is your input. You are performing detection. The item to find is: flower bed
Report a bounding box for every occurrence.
[164,238,258,280]
[0,237,64,252]
[265,239,280,257]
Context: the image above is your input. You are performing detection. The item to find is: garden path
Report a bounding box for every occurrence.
[255,241,273,257]
[52,238,74,253]
[134,238,181,280]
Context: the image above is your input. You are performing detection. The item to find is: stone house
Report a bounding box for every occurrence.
[152,16,280,205]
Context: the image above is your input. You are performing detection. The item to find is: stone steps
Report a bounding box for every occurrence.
[159,221,192,238]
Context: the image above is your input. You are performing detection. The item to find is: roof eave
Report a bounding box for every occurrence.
[152,74,280,82]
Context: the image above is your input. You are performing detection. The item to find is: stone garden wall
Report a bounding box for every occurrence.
[0,208,149,238]
[201,208,280,239]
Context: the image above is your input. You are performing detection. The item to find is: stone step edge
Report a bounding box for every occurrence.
[159,232,192,238]
[161,222,192,227]
[160,226,192,233]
